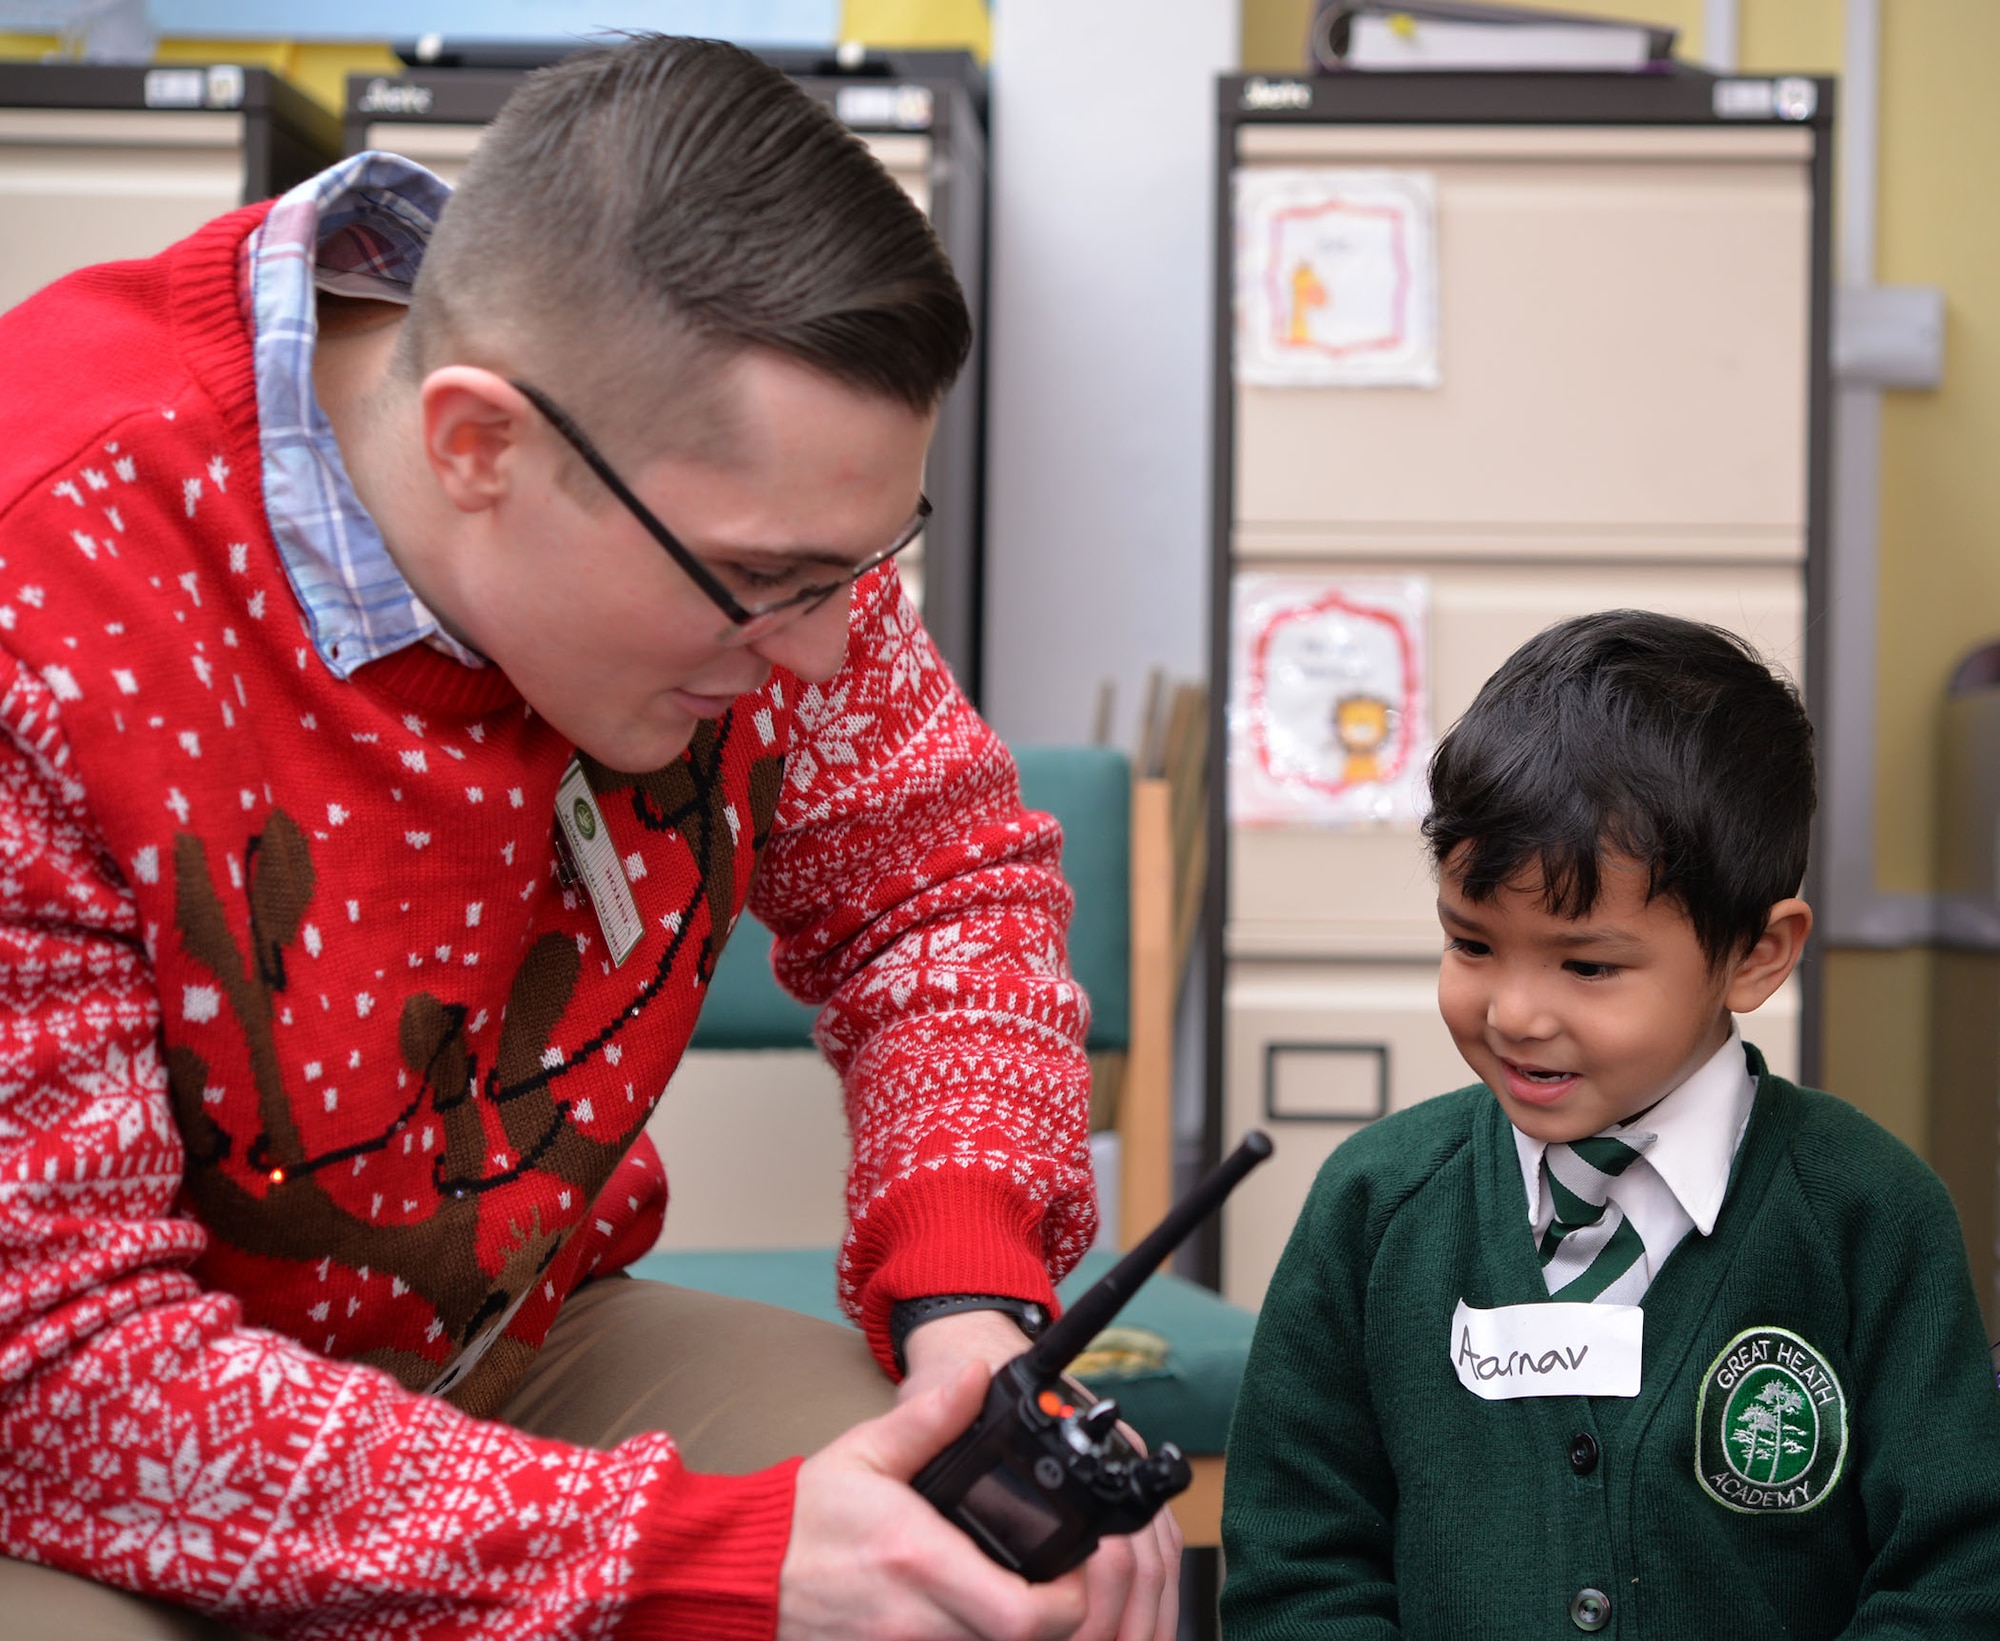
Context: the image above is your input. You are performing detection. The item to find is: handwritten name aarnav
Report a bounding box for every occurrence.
[1448,1299,1643,1401]
[1459,1332,1591,1381]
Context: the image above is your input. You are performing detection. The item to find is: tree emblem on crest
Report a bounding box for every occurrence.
[1725,1370,1815,1484]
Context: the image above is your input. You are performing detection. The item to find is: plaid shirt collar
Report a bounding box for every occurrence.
[249,151,483,679]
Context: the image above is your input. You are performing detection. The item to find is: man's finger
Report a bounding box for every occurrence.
[1118,1510,1179,1641]
[925,1559,1090,1641]
[841,1360,989,1482]
[1147,1509,1183,1641]
[1075,1528,1139,1641]
[868,1487,1091,1641]
[1123,1522,1166,1641]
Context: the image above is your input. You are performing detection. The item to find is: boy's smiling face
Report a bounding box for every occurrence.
[1436,850,1803,1145]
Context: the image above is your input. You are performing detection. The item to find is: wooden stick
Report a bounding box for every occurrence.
[1120,777,1176,1248]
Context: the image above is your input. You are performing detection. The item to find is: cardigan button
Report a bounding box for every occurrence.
[1567,1432,1599,1475]
[1570,1588,1611,1631]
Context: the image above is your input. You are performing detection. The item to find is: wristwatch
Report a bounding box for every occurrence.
[889,1293,1050,1376]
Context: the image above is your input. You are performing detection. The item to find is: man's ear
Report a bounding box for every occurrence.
[419,368,534,515]
[1723,898,1813,1014]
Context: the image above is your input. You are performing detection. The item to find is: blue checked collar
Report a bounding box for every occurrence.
[249,151,483,679]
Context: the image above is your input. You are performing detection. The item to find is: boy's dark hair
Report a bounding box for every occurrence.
[1423,610,1815,967]
[406,35,970,449]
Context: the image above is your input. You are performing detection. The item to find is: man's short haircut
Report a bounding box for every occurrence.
[1423,610,1815,967]
[405,34,971,448]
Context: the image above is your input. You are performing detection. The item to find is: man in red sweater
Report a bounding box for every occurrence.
[0,35,1176,1641]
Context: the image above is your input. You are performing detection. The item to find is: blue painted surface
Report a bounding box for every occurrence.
[124,1,839,45]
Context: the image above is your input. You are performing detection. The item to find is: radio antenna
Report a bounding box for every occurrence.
[1025,1130,1272,1378]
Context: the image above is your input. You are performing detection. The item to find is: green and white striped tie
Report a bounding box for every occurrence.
[1539,1131,1657,1304]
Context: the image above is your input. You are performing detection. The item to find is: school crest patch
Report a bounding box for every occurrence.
[1695,1326,1848,1514]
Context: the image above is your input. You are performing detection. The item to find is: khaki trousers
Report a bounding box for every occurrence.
[0,1275,895,1638]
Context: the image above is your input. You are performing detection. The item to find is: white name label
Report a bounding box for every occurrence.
[1450,1298,1643,1400]
[555,759,644,967]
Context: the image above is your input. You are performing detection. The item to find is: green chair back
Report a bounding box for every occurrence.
[689,917,819,1049]
[689,743,1132,1052]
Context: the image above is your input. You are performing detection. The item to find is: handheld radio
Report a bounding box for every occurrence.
[912,1130,1273,1581]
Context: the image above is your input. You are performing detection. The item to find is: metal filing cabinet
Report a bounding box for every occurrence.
[1203,70,1835,1307]
[343,47,990,702]
[0,61,338,316]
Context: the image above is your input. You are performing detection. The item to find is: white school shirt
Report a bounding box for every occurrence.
[1512,1025,1757,1289]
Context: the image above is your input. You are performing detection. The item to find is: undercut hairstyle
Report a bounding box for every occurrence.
[403,34,971,454]
[1423,611,1815,968]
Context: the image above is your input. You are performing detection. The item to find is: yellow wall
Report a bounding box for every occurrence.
[1739,0,1842,77]
[1851,4,2000,1165]
[1240,0,1314,69]
[840,0,989,59]
[1823,949,1931,1150]
[1873,6,2000,894]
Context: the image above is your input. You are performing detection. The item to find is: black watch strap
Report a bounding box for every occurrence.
[889,1293,1050,1375]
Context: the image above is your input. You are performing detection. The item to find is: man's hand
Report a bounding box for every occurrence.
[889,1311,1184,1641]
[779,1360,1089,1640]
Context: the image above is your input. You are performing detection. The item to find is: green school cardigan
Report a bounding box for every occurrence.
[1221,1051,2000,1639]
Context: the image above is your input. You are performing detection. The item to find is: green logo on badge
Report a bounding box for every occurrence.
[1695,1326,1847,1514]
[572,796,597,841]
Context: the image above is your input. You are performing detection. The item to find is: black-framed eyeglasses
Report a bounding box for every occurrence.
[511,379,930,631]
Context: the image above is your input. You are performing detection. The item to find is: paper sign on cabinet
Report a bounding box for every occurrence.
[1230,574,1431,828]
[1235,167,1440,389]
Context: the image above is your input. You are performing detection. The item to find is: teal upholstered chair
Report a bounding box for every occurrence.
[682,745,1129,1053]
[629,745,1252,1544]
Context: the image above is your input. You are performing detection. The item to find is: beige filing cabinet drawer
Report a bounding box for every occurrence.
[1221,962,1464,1309]
[645,1049,849,1249]
[0,109,246,314]
[358,120,483,184]
[1234,126,1812,558]
[1221,961,1802,1309]
[1228,555,1804,957]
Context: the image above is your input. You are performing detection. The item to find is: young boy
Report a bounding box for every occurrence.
[1221,611,2000,1638]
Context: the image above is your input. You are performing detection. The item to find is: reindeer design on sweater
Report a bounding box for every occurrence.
[164,715,787,1414]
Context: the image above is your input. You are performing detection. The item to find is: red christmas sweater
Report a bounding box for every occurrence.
[0,203,1095,1635]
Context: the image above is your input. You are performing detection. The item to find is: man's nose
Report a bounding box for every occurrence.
[748,589,854,684]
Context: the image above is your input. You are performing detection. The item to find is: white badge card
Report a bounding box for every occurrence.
[1450,1299,1643,1401]
[554,759,644,967]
